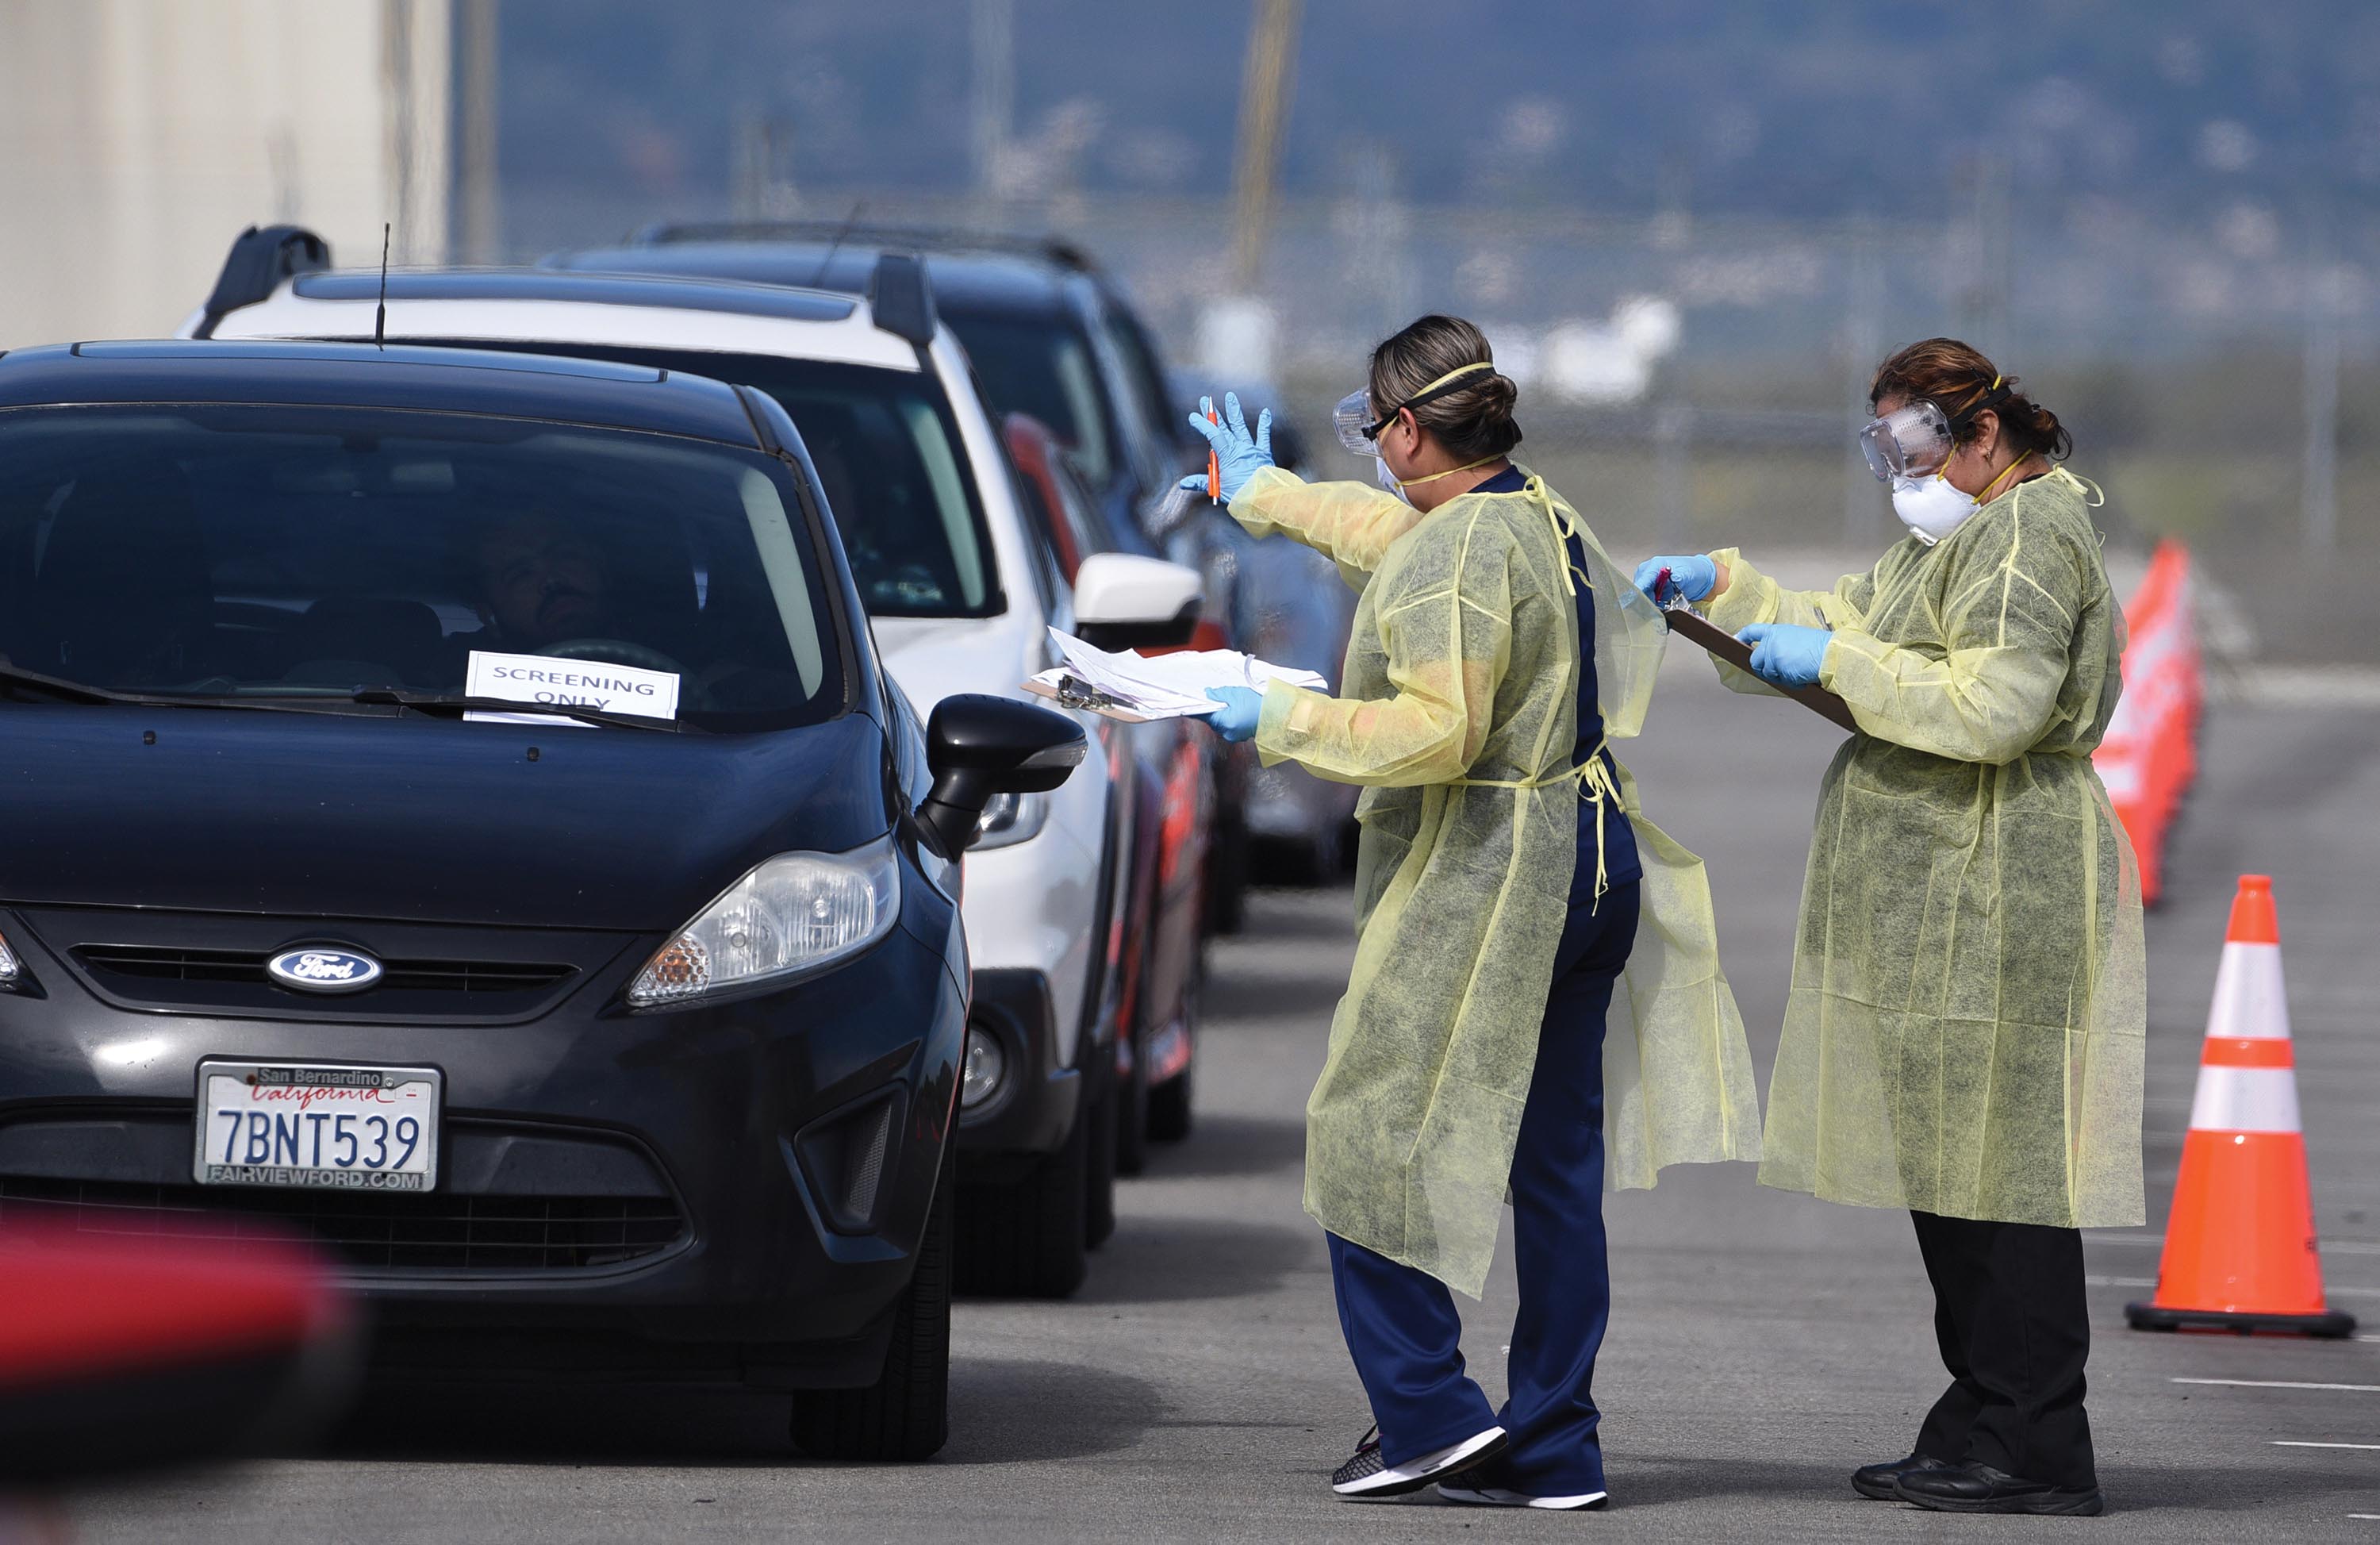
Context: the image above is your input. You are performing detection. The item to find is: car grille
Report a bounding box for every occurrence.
[0,1174,685,1272]
[74,945,574,996]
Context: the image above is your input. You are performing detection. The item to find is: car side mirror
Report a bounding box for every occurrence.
[1072,552,1203,651]
[919,694,1088,856]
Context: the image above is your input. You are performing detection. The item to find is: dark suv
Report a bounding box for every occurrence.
[0,339,1081,1460]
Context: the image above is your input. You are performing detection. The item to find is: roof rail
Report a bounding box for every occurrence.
[194,225,331,338]
[626,218,1096,274]
[868,252,937,347]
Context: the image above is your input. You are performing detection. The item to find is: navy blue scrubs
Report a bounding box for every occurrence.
[1326,464,1640,1497]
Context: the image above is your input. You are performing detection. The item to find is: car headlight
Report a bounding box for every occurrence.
[969,790,1050,851]
[960,1024,1007,1110]
[628,835,900,1007]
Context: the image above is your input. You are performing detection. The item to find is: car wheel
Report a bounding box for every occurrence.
[788,1136,953,1462]
[1205,813,1249,936]
[954,1104,1089,1298]
[1115,1029,1152,1177]
[1147,1063,1193,1143]
[1084,1082,1117,1250]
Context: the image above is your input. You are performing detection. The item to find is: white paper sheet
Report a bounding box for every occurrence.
[463,650,681,726]
[1030,628,1327,721]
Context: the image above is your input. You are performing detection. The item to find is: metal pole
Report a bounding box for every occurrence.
[1656,399,1692,551]
[2303,263,2340,557]
[971,0,1013,211]
[1843,220,1883,544]
[457,0,500,263]
[1229,0,1300,294]
[382,0,415,263]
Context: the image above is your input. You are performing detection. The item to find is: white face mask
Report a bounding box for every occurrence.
[1891,472,1979,546]
[1374,455,1411,503]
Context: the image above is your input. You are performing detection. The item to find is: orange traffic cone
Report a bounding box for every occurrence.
[2127,876,2356,1336]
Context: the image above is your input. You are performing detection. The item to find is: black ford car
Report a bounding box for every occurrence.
[0,340,1082,1460]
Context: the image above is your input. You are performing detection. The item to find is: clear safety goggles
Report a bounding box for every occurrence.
[1858,399,1955,482]
[1331,361,1499,456]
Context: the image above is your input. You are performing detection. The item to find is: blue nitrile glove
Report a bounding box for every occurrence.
[1178,392,1274,503]
[1199,686,1262,743]
[1737,622,1833,690]
[1633,554,1717,607]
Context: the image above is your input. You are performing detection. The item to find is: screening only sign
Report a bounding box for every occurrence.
[465,650,681,724]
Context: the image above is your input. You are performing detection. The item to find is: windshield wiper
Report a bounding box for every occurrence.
[0,663,317,713]
[347,687,692,733]
[0,663,127,705]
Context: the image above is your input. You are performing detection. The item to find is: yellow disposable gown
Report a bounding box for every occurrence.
[1230,463,1761,1297]
[1702,466,2146,1228]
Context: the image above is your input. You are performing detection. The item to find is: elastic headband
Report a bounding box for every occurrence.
[1944,372,2012,428]
[1365,360,1500,438]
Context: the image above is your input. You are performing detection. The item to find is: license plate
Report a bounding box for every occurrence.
[194,1059,442,1191]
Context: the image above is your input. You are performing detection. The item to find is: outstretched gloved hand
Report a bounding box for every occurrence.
[1633,555,1717,607]
[1199,686,1262,743]
[1180,392,1274,504]
[1737,623,1834,690]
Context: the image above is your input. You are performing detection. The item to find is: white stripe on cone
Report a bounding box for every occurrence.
[2205,941,2290,1042]
[2186,1066,2303,1135]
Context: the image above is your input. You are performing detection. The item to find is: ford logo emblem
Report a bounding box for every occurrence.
[267,947,385,994]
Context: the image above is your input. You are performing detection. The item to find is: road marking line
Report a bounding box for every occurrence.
[2083,1274,2156,1288]
[2273,1441,2380,1450]
[2173,1378,2380,1393]
[2083,1234,2380,1257]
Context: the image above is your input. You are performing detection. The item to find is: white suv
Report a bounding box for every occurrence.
[186,227,1203,1297]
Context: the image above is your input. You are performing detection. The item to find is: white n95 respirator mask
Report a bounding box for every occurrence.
[1891,473,1979,546]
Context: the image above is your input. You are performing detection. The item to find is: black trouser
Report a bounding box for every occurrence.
[1910,1210,2095,1489]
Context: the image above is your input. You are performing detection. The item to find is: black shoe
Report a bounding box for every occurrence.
[1330,1423,1509,1499]
[1896,1462,2105,1516]
[1852,1452,1956,1501]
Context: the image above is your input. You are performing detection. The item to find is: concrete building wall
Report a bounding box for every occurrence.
[0,0,448,347]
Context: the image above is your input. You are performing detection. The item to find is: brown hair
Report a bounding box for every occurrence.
[1367,314,1522,462]
[1869,337,2071,462]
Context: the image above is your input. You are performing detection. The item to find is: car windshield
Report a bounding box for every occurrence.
[0,404,844,731]
[939,311,1118,491]
[440,344,1002,621]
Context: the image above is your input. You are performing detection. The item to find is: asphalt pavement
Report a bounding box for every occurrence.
[63,653,2380,1543]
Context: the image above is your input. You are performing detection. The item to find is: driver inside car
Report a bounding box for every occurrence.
[470,509,615,653]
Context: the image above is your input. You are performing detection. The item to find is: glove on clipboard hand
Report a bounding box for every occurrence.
[1737,623,1832,690]
[1658,607,1860,732]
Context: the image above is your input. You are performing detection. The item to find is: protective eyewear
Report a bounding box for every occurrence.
[1331,362,1499,456]
[1857,400,1955,482]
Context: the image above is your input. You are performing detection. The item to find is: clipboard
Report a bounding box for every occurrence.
[1022,673,1162,724]
[1663,606,1860,732]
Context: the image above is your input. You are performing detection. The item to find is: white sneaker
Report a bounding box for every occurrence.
[1439,1482,1610,1511]
[1330,1424,1509,1498]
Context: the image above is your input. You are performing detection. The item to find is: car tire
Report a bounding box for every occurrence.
[1206,814,1249,936]
[1115,1030,1152,1177]
[1147,1063,1193,1143]
[788,1137,953,1462]
[1084,1081,1117,1250]
[955,1105,1089,1298]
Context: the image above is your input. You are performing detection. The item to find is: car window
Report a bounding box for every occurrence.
[1103,308,1183,459]
[0,404,843,731]
[992,443,1061,618]
[1047,455,1115,567]
[939,310,1118,491]
[428,343,1004,621]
